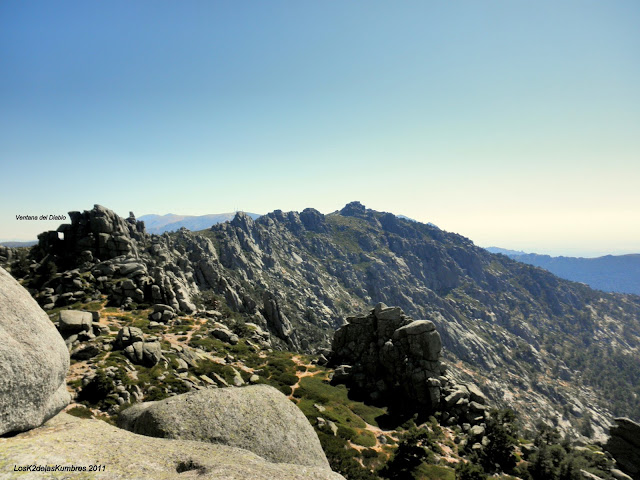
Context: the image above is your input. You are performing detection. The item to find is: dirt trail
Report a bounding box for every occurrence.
[288,355,319,398]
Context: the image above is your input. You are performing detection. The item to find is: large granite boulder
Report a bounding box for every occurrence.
[0,267,70,435]
[605,417,640,479]
[58,310,93,336]
[0,413,344,480]
[118,385,329,468]
[124,341,163,367]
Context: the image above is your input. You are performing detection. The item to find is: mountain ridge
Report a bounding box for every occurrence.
[3,202,640,444]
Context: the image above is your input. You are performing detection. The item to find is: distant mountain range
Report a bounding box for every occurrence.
[0,241,38,248]
[138,212,262,234]
[486,247,640,295]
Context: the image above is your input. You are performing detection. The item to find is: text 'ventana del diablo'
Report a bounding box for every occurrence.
[16,215,67,221]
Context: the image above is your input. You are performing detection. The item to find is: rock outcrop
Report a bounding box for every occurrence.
[114,326,163,367]
[331,303,445,409]
[330,303,487,426]
[0,267,70,435]
[117,385,330,468]
[605,417,640,479]
[0,413,345,480]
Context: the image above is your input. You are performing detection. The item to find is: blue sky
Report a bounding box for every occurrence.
[1,1,638,256]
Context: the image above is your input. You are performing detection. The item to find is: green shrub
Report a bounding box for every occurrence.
[353,430,377,447]
[337,425,357,441]
[455,462,487,480]
[378,427,436,480]
[276,372,299,386]
[317,431,378,480]
[77,370,116,409]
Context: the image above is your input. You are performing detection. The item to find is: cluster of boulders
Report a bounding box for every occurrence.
[80,365,144,411]
[149,303,176,324]
[55,309,108,350]
[38,206,145,263]
[114,326,163,367]
[30,206,200,313]
[35,269,98,309]
[329,303,487,427]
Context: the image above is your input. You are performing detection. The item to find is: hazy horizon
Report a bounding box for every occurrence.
[2,2,638,258]
[2,202,637,258]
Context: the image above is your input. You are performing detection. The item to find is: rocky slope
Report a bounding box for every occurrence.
[4,202,640,442]
[0,265,343,480]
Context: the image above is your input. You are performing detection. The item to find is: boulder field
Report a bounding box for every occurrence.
[0,266,342,479]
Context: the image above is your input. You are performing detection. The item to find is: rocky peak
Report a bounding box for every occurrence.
[339,201,367,218]
[5,202,640,443]
[300,208,328,233]
[230,211,256,232]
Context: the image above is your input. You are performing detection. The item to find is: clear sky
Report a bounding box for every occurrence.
[1,1,638,256]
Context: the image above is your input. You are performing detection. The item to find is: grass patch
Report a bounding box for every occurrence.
[350,401,385,427]
[414,464,455,480]
[353,430,377,447]
[294,374,386,428]
[83,301,104,311]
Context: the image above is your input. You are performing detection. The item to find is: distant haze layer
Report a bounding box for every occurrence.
[487,247,640,295]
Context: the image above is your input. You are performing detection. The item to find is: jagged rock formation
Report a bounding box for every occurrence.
[330,303,487,428]
[0,267,70,435]
[5,202,640,440]
[117,385,330,468]
[605,418,640,479]
[0,413,345,480]
[331,303,445,408]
